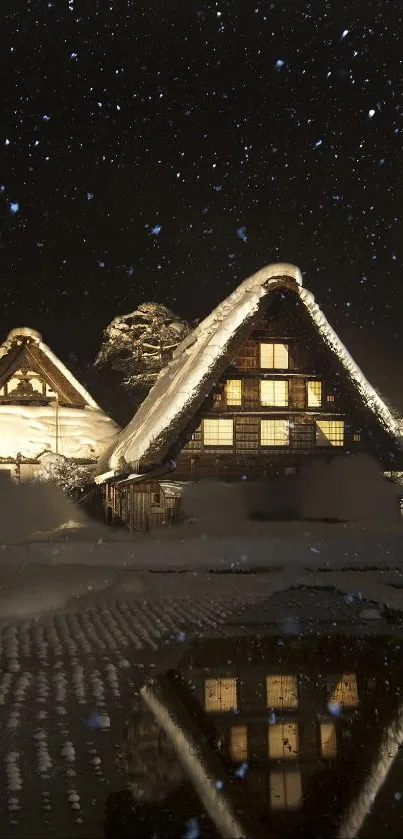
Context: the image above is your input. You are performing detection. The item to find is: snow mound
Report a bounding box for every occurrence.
[0,472,129,543]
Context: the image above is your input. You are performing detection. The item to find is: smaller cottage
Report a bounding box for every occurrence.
[0,327,120,482]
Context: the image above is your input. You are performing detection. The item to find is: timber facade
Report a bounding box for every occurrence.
[173,289,396,481]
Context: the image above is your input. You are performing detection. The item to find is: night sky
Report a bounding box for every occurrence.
[2,1,403,408]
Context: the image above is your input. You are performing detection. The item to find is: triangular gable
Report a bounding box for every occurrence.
[100,263,403,475]
[0,327,99,408]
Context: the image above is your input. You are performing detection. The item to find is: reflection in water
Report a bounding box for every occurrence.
[107,633,403,838]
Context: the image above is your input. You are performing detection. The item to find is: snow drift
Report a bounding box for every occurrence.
[181,455,401,530]
[0,472,129,543]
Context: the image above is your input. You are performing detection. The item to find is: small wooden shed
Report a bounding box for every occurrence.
[103,475,182,531]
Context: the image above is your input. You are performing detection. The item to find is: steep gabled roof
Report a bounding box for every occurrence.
[98,263,403,476]
[0,328,120,461]
[0,327,99,407]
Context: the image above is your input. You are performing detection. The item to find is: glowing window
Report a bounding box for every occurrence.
[230,725,248,762]
[204,678,238,712]
[226,379,242,406]
[260,343,289,369]
[329,673,358,708]
[260,380,289,407]
[327,394,335,402]
[320,723,337,758]
[307,380,322,407]
[269,770,302,810]
[261,419,289,446]
[268,723,299,760]
[267,675,298,709]
[316,420,344,446]
[353,433,361,442]
[203,419,234,446]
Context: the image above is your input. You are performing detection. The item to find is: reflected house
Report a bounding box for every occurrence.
[95,263,403,531]
[176,633,403,835]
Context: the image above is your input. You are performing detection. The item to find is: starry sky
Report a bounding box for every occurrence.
[2,1,403,407]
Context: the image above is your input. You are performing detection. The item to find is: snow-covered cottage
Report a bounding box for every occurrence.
[96,263,403,530]
[0,327,120,483]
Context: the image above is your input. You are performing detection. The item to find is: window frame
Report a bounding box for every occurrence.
[260,418,290,447]
[204,677,238,713]
[315,419,344,447]
[260,342,289,370]
[260,379,289,407]
[306,380,322,408]
[203,418,234,448]
[225,379,242,406]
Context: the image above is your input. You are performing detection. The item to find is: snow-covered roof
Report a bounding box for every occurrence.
[99,263,403,475]
[0,328,120,461]
[0,404,119,461]
[0,328,99,409]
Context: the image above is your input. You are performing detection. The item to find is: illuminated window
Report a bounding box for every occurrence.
[260,343,289,369]
[261,419,289,446]
[204,678,238,712]
[316,420,344,446]
[269,770,302,810]
[266,675,298,709]
[230,725,248,761]
[353,433,361,442]
[260,380,289,406]
[320,723,337,758]
[226,379,242,406]
[329,673,359,708]
[307,380,322,407]
[203,419,234,446]
[268,723,299,760]
[327,394,335,402]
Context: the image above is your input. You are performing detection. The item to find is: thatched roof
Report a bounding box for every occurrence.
[97,263,403,478]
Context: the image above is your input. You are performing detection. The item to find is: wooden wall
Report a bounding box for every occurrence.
[162,287,401,480]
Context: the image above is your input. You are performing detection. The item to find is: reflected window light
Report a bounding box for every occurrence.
[268,723,299,759]
[329,673,359,708]
[230,725,248,762]
[320,722,337,758]
[267,675,298,709]
[269,769,302,810]
[204,678,238,712]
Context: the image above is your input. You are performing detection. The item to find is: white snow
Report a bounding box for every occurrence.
[100,262,403,474]
[0,403,119,460]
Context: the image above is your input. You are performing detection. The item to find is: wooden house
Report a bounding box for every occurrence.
[96,263,403,530]
[174,631,403,835]
[0,327,120,482]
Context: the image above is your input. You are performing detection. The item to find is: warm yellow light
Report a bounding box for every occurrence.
[260,380,289,406]
[225,379,242,406]
[329,673,359,707]
[307,380,322,407]
[203,419,234,446]
[269,770,302,810]
[316,419,344,446]
[204,678,238,712]
[266,675,298,709]
[230,725,248,761]
[260,343,289,369]
[320,722,337,758]
[260,419,289,446]
[268,723,299,760]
